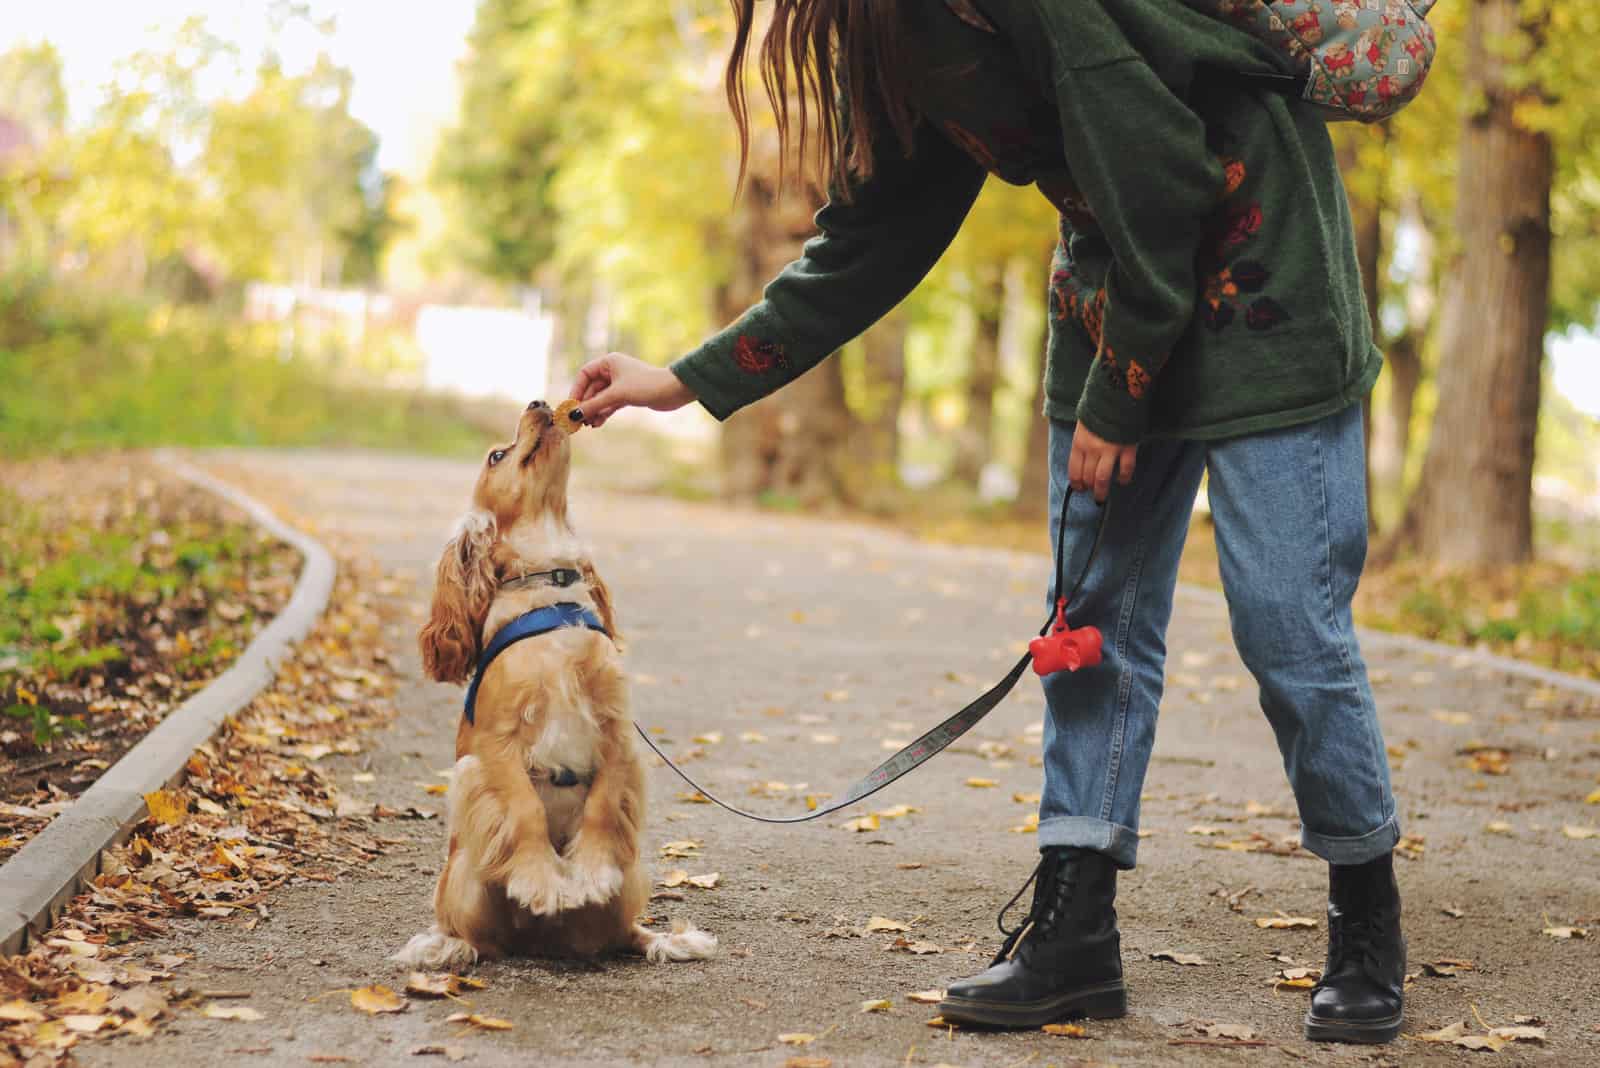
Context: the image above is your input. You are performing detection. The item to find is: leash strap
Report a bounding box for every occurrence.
[464,602,609,725]
[634,487,1110,824]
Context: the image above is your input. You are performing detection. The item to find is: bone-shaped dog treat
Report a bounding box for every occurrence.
[554,398,586,435]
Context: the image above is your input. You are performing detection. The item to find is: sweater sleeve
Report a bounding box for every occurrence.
[670,119,987,421]
[1026,4,1228,443]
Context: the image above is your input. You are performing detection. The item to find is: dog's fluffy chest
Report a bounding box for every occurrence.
[527,701,602,777]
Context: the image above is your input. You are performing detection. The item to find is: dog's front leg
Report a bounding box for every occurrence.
[560,718,644,910]
[453,752,570,916]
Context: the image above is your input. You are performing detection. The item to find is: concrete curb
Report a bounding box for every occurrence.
[0,456,336,956]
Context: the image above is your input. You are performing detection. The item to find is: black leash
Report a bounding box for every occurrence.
[632,487,1110,824]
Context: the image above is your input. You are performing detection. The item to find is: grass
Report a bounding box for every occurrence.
[0,463,298,754]
[0,273,487,459]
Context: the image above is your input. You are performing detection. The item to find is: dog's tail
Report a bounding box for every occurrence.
[632,920,717,963]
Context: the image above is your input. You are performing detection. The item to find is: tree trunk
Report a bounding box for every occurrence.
[1371,198,1433,508]
[950,265,1004,489]
[1335,125,1386,532]
[841,308,909,508]
[717,166,846,504]
[1391,0,1552,565]
[1014,239,1058,520]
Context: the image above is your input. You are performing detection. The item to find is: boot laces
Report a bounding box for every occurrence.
[993,849,1080,963]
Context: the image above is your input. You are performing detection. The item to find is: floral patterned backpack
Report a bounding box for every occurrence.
[1193,0,1439,121]
[944,0,1438,122]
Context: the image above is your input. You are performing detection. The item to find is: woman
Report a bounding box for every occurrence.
[570,0,1406,1045]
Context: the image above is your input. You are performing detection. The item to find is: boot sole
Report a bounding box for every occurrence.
[1304,1009,1402,1044]
[937,979,1127,1029]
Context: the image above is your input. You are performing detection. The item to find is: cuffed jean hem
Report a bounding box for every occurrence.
[1300,815,1402,866]
[1037,815,1140,870]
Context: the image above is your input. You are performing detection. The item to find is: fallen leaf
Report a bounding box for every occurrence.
[659,869,689,888]
[1421,958,1475,978]
[409,1046,467,1062]
[785,1059,833,1068]
[404,973,465,998]
[859,999,892,1014]
[778,1032,816,1046]
[143,790,188,827]
[1486,820,1514,835]
[866,917,911,933]
[660,839,702,858]
[445,1012,513,1031]
[1561,825,1598,840]
[1488,1025,1547,1043]
[1042,1022,1088,1037]
[1202,1023,1257,1040]
[1586,788,1600,805]
[1254,915,1317,930]
[202,1003,263,1021]
[905,989,944,1004]
[421,783,449,796]
[887,938,943,955]
[61,1014,113,1033]
[1150,950,1208,966]
[1187,825,1226,836]
[1442,904,1466,919]
[1010,813,1040,834]
[964,778,998,788]
[351,985,407,1014]
[841,814,880,833]
[687,873,721,889]
[1543,925,1588,939]
[875,804,919,819]
[0,999,46,1022]
[1012,792,1041,804]
[692,731,723,745]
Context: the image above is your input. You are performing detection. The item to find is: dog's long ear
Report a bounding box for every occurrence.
[419,510,498,683]
[580,560,621,648]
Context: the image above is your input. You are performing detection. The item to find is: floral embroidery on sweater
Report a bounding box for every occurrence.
[1198,156,1291,334]
[731,335,790,375]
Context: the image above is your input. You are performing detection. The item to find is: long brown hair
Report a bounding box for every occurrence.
[725,0,917,196]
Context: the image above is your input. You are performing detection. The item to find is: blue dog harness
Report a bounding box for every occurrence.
[462,601,610,728]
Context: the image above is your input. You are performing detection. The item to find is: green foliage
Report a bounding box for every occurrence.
[0,272,486,457]
[0,40,67,132]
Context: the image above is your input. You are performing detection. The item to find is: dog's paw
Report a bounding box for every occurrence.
[559,856,623,910]
[505,863,566,916]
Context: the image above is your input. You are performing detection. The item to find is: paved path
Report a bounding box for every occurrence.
[84,449,1600,1067]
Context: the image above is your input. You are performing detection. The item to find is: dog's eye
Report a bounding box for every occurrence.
[488,449,507,466]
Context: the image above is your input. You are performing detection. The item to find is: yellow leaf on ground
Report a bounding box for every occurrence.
[1543,926,1588,939]
[143,790,188,827]
[0,999,45,1022]
[875,805,919,819]
[421,783,449,796]
[404,973,464,998]
[1150,949,1208,966]
[350,985,407,1014]
[659,870,689,888]
[660,840,702,858]
[784,1058,832,1068]
[693,732,723,745]
[1254,916,1318,930]
[445,1012,513,1031]
[1488,1025,1547,1044]
[866,917,911,933]
[777,1032,817,1046]
[965,778,998,788]
[687,873,721,889]
[859,999,892,1014]
[1561,825,1598,840]
[1010,813,1039,834]
[1585,788,1600,805]
[841,814,880,833]
[905,990,945,1004]
[1186,825,1226,836]
[1012,792,1041,804]
[1042,1022,1088,1037]
[202,1003,263,1021]
[60,1014,112,1033]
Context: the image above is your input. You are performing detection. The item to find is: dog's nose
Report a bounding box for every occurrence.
[527,399,549,412]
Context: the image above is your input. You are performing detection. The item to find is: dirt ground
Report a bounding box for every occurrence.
[78,449,1600,1068]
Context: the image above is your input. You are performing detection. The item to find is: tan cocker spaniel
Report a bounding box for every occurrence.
[394,400,716,969]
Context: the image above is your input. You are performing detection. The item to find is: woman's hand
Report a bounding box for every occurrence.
[1069,423,1137,503]
[568,353,696,427]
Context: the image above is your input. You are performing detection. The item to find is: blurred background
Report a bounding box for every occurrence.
[2,0,1597,670]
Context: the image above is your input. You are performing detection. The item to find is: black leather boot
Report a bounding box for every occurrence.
[938,847,1126,1028]
[1305,851,1406,1043]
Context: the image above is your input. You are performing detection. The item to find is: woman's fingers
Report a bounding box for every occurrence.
[1092,447,1117,503]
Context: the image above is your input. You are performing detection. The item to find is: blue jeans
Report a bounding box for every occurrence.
[1038,403,1400,868]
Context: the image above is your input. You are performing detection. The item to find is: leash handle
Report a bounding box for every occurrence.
[632,488,1110,825]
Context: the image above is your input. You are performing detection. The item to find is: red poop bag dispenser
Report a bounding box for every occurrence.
[1029,597,1103,675]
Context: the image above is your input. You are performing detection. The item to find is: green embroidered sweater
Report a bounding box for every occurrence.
[669,0,1382,445]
